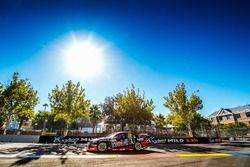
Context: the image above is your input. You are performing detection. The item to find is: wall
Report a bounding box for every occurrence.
[0,135,40,143]
[219,114,235,124]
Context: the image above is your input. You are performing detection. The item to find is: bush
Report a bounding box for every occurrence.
[219,122,247,129]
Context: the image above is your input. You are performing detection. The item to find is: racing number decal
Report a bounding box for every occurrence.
[111,133,132,148]
[111,133,126,148]
[111,140,125,148]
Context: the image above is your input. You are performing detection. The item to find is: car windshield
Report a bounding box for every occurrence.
[106,132,118,138]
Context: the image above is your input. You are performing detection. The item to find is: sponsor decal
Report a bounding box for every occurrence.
[53,136,79,143]
[147,137,221,144]
[39,136,221,144]
[39,136,95,143]
[209,138,222,143]
[111,141,124,147]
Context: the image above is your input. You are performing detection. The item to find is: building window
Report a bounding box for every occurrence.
[235,114,241,119]
[219,116,223,121]
[246,112,250,117]
[226,115,231,120]
[211,118,214,122]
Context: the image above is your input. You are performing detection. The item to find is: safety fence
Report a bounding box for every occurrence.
[38,135,221,144]
[0,128,249,140]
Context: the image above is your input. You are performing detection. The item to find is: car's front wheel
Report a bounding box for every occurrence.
[97,142,107,152]
[134,142,142,151]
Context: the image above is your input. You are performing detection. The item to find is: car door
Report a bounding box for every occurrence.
[127,133,136,145]
[111,133,127,148]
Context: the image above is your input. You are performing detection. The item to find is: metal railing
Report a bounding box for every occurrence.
[1,128,249,140]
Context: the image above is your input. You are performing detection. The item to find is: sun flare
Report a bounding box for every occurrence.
[63,38,105,79]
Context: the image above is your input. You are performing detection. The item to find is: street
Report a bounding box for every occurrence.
[0,143,249,166]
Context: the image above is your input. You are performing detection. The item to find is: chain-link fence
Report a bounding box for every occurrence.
[218,128,250,139]
[1,126,250,141]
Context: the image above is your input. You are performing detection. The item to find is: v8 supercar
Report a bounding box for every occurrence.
[87,131,149,152]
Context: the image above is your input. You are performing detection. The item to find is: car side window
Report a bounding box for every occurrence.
[115,133,126,140]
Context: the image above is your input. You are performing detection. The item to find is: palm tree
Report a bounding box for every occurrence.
[42,103,49,133]
[89,104,103,133]
[43,103,48,112]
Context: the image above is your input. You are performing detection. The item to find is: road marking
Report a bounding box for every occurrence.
[1,152,249,159]
[229,152,250,157]
[176,153,232,157]
[0,154,122,159]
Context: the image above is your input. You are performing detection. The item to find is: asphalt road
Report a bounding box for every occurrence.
[0,143,249,167]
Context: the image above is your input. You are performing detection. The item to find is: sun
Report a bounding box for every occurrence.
[63,39,105,79]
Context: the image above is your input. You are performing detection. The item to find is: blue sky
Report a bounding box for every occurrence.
[0,0,250,116]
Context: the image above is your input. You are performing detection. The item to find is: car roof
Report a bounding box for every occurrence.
[113,131,128,135]
[111,131,135,136]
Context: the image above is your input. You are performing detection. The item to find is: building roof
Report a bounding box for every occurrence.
[208,111,219,117]
[208,104,250,118]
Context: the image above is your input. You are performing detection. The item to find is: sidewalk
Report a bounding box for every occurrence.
[224,140,250,146]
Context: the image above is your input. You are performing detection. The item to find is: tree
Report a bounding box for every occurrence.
[118,85,154,130]
[89,104,103,133]
[103,85,154,131]
[32,110,51,131]
[32,111,67,131]
[102,96,120,125]
[49,80,90,136]
[190,112,208,137]
[0,84,4,127]
[102,95,123,133]
[41,103,49,133]
[0,72,38,134]
[164,83,203,137]
[153,113,166,132]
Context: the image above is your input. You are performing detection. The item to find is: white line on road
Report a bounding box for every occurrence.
[0,154,121,159]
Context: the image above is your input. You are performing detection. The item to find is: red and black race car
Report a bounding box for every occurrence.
[87,131,149,152]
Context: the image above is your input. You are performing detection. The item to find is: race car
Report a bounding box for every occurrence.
[87,131,149,152]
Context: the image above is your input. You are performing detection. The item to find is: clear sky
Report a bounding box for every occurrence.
[0,0,250,116]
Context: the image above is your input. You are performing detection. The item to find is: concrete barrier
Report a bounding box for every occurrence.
[0,135,40,143]
[39,136,221,144]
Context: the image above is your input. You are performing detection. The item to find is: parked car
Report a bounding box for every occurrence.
[87,131,149,152]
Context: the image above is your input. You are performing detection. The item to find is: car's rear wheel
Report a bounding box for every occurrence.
[97,142,107,152]
[134,142,142,151]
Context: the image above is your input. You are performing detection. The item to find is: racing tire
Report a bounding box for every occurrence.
[97,142,107,152]
[134,142,142,151]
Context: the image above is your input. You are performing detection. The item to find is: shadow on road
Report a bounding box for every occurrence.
[9,157,39,167]
[0,144,86,166]
[0,143,248,166]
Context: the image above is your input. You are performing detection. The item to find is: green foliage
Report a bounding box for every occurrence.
[165,112,184,130]
[102,85,154,130]
[164,83,203,136]
[102,96,120,124]
[49,80,90,135]
[153,113,166,129]
[89,104,103,133]
[0,72,38,134]
[32,111,67,131]
[191,112,208,129]
[32,110,50,130]
[118,85,154,126]
[219,122,247,129]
